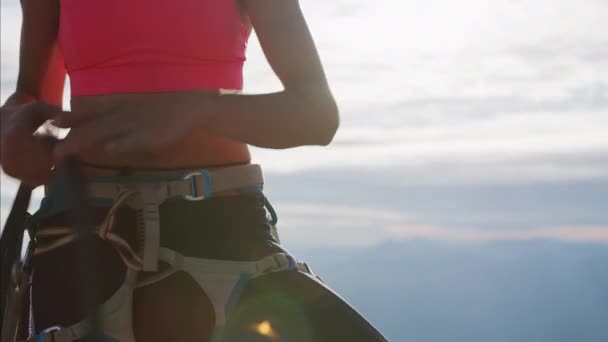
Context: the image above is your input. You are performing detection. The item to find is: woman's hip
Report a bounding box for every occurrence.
[28,164,281,330]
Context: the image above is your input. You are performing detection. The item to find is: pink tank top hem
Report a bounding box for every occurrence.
[69,62,244,96]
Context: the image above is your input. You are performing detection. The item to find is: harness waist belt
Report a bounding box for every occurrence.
[44,163,264,203]
[35,164,265,272]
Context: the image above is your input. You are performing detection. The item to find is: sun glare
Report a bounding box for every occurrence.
[251,320,277,339]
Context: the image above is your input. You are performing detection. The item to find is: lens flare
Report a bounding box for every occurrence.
[252,320,277,339]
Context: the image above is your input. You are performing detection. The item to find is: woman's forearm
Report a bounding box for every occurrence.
[201,86,339,149]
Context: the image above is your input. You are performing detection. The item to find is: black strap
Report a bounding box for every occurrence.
[63,158,101,342]
[1,159,101,341]
[0,183,32,340]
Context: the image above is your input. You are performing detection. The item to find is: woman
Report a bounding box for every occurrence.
[1,0,386,341]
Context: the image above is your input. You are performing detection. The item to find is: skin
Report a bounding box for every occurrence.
[1,0,339,185]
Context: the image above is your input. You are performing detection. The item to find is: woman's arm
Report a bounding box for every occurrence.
[52,0,337,160]
[1,0,66,185]
[5,0,66,107]
[200,0,339,148]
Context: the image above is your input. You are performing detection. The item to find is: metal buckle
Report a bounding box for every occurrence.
[181,171,210,201]
[272,254,289,269]
[271,253,297,272]
[40,326,63,342]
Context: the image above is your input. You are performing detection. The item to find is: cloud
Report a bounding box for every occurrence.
[243,7,608,183]
[273,202,608,247]
[386,224,608,243]
[276,203,413,246]
[250,107,608,184]
[3,173,607,246]
[280,203,410,221]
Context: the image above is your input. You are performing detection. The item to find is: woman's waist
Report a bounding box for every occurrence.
[70,93,250,172]
[76,135,251,173]
[31,164,277,261]
[37,162,266,220]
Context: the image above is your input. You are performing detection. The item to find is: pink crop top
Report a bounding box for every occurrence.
[59,0,251,96]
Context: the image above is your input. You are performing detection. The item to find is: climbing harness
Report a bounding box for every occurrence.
[8,164,312,342]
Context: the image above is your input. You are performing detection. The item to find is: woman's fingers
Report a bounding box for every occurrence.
[52,106,102,128]
[2,133,55,186]
[53,112,127,162]
[23,101,70,130]
[1,102,64,185]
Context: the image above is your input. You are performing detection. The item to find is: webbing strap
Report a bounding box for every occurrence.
[223,274,251,326]
[155,248,295,277]
[139,186,161,271]
[34,191,144,271]
[26,322,117,342]
[27,323,89,342]
[25,271,136,342]
[29,252,312,342]
[84,164,264,203]
[136,248,312,289]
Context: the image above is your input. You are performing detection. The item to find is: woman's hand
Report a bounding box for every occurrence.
[53,90,216,165]
[1,101,65,185]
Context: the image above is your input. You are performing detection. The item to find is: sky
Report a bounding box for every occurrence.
[1,0,608,340]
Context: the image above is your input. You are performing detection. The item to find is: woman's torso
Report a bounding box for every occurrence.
[60,0,252,170]
[70,94,251,170]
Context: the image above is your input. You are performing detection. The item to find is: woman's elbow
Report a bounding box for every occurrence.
[314,99,339,146]
[300,89,339,146]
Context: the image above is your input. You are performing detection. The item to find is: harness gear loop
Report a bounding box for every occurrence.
[33,188,147,272]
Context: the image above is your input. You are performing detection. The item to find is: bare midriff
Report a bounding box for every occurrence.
[70,92,251,175]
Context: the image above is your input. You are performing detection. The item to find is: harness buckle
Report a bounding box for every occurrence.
[181,170,212,201]
[40,326,63,342]
[270,253,297,272]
